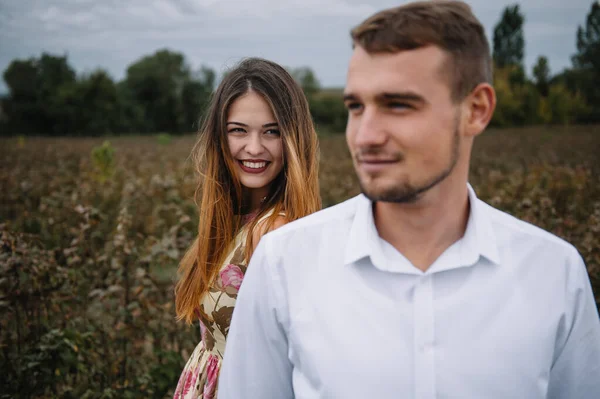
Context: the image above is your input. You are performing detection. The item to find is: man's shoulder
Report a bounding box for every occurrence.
[268,195,363,239]
[482,199,581,259]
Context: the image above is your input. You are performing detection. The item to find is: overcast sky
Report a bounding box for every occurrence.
[0,0,595,92]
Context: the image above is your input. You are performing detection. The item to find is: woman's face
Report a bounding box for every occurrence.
[226,90,284,203]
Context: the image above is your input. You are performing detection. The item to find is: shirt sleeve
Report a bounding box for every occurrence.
[218,234,294,398]
[548,251,600,398]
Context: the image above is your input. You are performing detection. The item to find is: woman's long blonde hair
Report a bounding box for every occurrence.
[175,58,321,324]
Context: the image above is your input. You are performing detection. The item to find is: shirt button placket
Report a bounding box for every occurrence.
[413,274,436,399]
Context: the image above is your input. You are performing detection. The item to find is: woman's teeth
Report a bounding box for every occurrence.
[242,161,267,169]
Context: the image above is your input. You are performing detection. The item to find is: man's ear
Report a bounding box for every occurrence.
[462,83,496,138]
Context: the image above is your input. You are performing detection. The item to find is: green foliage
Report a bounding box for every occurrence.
[91,141,116,182]
[1,50,215,136]
[492,66,529,127]
[180,67,214,132]
[570,2,600,122]
[310,94,347,134]
[546,83,590,125]
[492,64,589,127]
[288,67,347,135]
[2,53,77,134]
[52,70,124,136]
[123,49,188,134]
[493,4,525,69]
[572,2,600,72]
[494,1,599,126]
[290,67,321,99]
[156,133,172,145]
[533,56,550,97]
[123,49,214,134]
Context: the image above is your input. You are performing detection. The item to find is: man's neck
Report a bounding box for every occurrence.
[373,180,470,272]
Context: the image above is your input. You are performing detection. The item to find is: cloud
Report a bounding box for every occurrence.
[0,0,594,92]
[181,0,375,18]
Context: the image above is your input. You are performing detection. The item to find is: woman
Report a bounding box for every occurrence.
[173,58,321,398]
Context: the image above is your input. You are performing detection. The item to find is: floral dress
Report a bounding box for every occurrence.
[173,211,273,398]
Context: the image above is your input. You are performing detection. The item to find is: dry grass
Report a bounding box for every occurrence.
[0,125,598,397]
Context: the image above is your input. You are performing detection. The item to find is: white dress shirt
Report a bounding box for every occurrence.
[219,185,600,399]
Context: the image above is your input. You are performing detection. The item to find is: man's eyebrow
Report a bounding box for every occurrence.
[343,92,426,104]
[377,92,426,103]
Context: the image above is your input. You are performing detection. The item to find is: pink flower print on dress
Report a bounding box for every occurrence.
[203,354,220,398]
[219,264,244,290]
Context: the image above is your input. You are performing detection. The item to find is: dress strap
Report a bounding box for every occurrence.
[255,208,276,224]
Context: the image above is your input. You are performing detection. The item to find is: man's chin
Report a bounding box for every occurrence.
[359,181,420,204]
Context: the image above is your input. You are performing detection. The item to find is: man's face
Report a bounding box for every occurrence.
[344,45,463,203]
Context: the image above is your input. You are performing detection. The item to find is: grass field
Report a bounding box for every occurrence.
[1,125,599,398]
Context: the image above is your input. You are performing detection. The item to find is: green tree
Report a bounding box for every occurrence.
[533,56,550,97]
[572,2,600,73]
[546,83,590,125]
[548,68,594,123]
[493,5,525,69]
[2,50,216,136]
[37,53,77,97]
[2,59,40,133]
[35,54,77,133]
[570,1,600,121]
[181,67,215,132]
[123,49,190,133]
[116,81,145,133]
[310,94,347,133]
[2,53,76,134]
[123,49,214,134]
[290,67,320,99]
[3,59,38,99]
[491,65,523,127]
[52,70,123,135]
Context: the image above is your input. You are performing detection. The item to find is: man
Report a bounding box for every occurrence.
[219,1,600,398]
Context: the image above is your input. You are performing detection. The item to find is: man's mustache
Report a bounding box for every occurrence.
[354,148,404,163]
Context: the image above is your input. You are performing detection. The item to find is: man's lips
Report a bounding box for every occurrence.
[356,157,400,173]
[358,158,398,163]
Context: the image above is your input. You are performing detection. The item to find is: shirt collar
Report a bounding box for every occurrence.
[465,183,500,266]
[344,184,500,272]
[344,193,383,268]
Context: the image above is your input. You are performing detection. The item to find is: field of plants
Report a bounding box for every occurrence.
[1,125,599,398]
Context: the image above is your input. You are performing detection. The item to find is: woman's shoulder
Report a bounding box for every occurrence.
[257,208,287,229]
[250,210,288,250]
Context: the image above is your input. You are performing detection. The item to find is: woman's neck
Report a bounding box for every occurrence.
[247,187,270,213]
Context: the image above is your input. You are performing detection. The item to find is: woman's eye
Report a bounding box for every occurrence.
[265,129,281,136]
[228,128,246,133]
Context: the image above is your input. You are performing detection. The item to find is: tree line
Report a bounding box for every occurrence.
[1,3,599,136]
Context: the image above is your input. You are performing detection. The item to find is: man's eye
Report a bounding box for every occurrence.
[389,102,411,110]
[345,102,362,111]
